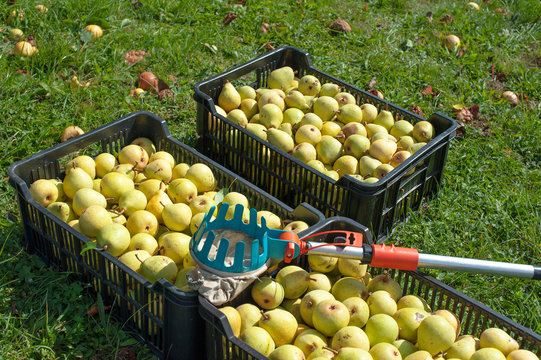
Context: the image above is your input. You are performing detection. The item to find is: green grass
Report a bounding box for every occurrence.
[1,0,540,358]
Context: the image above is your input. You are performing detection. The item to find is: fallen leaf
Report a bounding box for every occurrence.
[223,12,237,26]
[260,22,269,33]
[367,76,377,90]
[16,69,27,75]
[264,43,275,51]
[439,14,454,23]
[494,7,509,15]
[369,89,384,99]
[408,105,425,117]
[158,89,173,100]
[25,35,35,46]
[124,50,149,64]
[426,12,433,22]
[453,104,479,122]
[420,84,439,97]
[87,305,111,316]
[116,347,137,360]
[329,19,351,35]
[458,46,467,57]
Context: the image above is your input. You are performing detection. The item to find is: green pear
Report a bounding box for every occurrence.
[300,289,335,326]
[296,124,322,146]
[319,83,341,97]
[316,135,343,164]
[267,128,295,153]
[308,254,338,273]
[333,155,359,177]
[343,135,370,158]
[340,123,368,142]
[283,108,305,128]
[131,137,156,158]
[397,295,431,312]
[412,121,434,143]
[245,123,268,141]
[393,339,417,358]
[390,120,414,138]
[118,144,149,171]
[222,192,249,219]
[111,163,137,180]
[365,123,388,138]
[137,178,167,201]
[334,92,357,107]
[307,348,336,360]
[280,298,303,324]
[252,277,285,310]
[360,103,378,123]
[139,255,178,284]
[298,75,321,96]
[359,155,382,177]
[337,258,367,278]
[219,306,242,337]
[408,142,427,154]
[240,98,259,119]
[321,121,342,137]
[129,233,158,253]
[336,103,363,124]
[260,103,284,128]
[218,81,241,112]
[446,334,479,360]
[371,132,397,143]
[390,150,412,168]
[279,122,293,136]
[240,326,276,357]
[267,66,295,90]
[299,113,324,130]
[174,266,195,292]
[125,209,159,237]
[149,151,175,168]
[332,276,369,301]
[506,349,540,360]
[292,142,317,163]
[393,307,429,343]
[238,85,256,100]
[367,273,402,300]
[479,328,519,356]
[96,223,131,257]
[314,96,340,121]
[227,108,249,127]
[118,189,147,216]
[236,303,262,333]
[369,342,402,359]
[46,202,75,222]
[365,313,399,345]
[369,139,398,163]
[186,163,216,193]
[145,159,172,183]
[404,350,433,360]
[294,328,327,357]
[470,348,506,360]
[367,290,398,316]
[118,250,151,273]
[172,162,190,180]
[65,155,96,179]
[373,163,395,179]
[72,188,106,216]
[324,169,340,181]
[276,265,310,299]
[373,110,395,131]
[189,195,216,216]
[30,179,59,208]
[146,190,172,224]
[433,309,461,338]
[307,272,332,292]
[48,178,67,202]
[283,220,309,234]
[167,178,197,204]
[331,326,370,351]
[268,344,305,360]
[162,203,192,232]
[257,210,282,229]
[101,172,135,202]
[397,136,415,151]
[307,159,326,173]
[259,308,298,346]
[78,205,112,238]
[417,314,456,355]
[285,90,311,110]
[342,297,370,328]
[63,167,93,199]
[312,299,350,337]
[259,89,286,111]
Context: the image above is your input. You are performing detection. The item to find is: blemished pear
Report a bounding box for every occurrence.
[293,328,327,357]
[260,103,284,129]
[316,135,343,164]
[367,273,403,300]
[292,142,317,163]
[275,265,310,299]
[139,255,178,284]
[145,159,172,183]
[313,96,340,121]
[412,121,434,143]
[369,343,402,360]
[300,289,335,327]
[319,83,341,97]
[298,75,321,96]
[30,179,58,207]
[258,90,285,111]
[336,103,363,124]
[218,81,241,112]
[118,144,149,171]
[46,202,75,223]
[331,326,370,351]
[343,297,370,328]
[312,299,350,337]
[251,277,285,310]
[259,308,298,347]
[295,125,322,146]
[334,92,356,107]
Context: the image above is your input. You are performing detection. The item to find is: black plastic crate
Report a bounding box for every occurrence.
[193,46,458,243]
[198,217,541,360]
[7,111,325,360]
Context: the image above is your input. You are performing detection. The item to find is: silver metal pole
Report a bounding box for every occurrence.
[417,253,536,279]
[304,241,366,259]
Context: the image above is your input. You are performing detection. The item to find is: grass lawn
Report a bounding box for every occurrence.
[1,0,539,358]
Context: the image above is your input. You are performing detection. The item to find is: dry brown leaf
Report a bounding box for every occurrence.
[439,14,454,23]
[420,84,439,97]
[158,89,173,100]
[458,46,467,57]
[494,7,509,15]
[261,22,269,33]
[408,105,425,117]
[367,77,377,90]
[329,19,351,35]
[87,305,111,316]
[116,347,137,360]
[453,104,479,122]
[264,43,275,51]
[223,12,237,26]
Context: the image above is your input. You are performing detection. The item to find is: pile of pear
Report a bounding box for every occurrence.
[215,66,435,183]
[27,138,309,290]
[218,256,537,360]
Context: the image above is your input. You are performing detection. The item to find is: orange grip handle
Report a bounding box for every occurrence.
[370,244,419,271]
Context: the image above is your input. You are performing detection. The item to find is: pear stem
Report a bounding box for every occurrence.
[108,208,125,215]
[135,253,144,264]
[152,246,163,256]
[322,346,338,355]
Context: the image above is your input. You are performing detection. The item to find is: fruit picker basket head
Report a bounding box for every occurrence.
[193,45,458,243]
